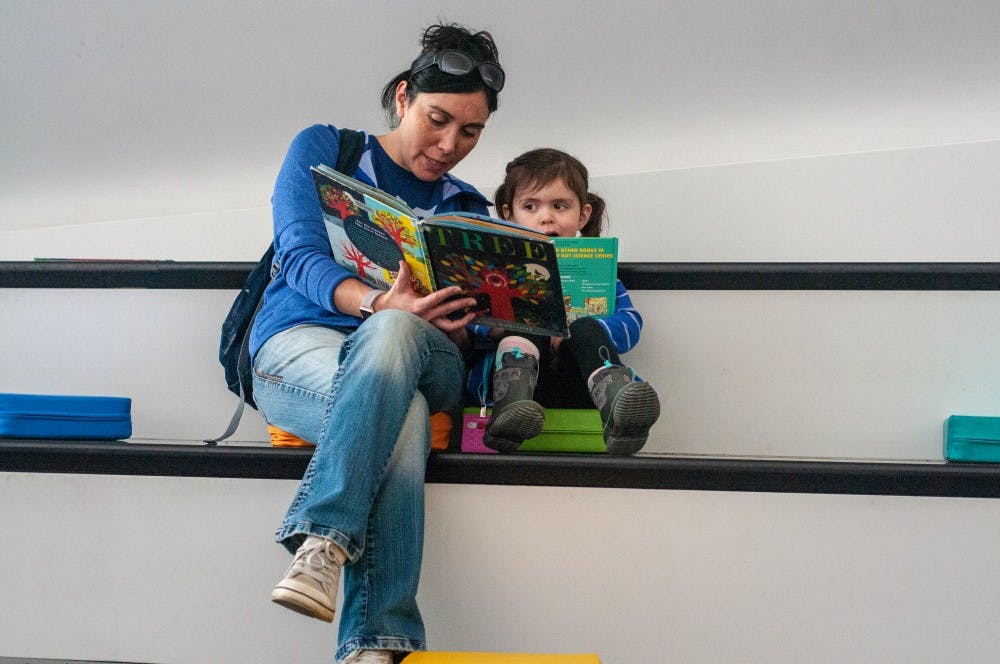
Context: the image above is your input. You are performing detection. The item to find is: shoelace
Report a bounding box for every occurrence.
[597,345,637,379]
[290,539,341,592]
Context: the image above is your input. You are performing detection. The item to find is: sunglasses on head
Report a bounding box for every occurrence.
[409,50,505,93]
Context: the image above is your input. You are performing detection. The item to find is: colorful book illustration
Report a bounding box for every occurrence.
[311,164,570,337]
[552,236,618,323]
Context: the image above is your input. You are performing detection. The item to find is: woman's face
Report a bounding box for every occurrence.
[387,82,490,181]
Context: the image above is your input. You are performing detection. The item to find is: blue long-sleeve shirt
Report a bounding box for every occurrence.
[249,124,490,359]
[593,279,643,354]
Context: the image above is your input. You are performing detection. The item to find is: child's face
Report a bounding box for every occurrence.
[501,177,592,237]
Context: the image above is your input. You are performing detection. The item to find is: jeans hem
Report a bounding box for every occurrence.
[274,522,358,560]
[336,636,425,663]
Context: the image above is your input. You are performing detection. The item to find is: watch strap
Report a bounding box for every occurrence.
[359,288,386,319]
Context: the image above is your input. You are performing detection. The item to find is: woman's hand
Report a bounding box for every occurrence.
[378,261,477,333]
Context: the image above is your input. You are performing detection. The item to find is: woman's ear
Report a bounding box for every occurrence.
[394,80,409,120]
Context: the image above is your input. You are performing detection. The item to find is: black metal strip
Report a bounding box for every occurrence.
[0,261,254,289]
[3,261,1000,291]
[618,262,1000,290]
[2,441,998,498]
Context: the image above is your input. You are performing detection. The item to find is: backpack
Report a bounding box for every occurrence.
[205,128,365,444]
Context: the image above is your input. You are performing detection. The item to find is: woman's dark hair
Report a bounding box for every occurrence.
[494,148,607,237]
[380,23,502,126]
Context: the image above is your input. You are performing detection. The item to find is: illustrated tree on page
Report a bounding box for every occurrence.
[319,184,357,220]
[373,210,418,254]
[341,243,375,277]
[437,257,549,322]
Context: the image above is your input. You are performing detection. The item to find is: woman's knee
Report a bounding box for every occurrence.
[352,310,458,365]
[358,309,429,344]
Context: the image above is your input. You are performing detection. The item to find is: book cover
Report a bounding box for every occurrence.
[553,236,618,322]
[310,165,569,337]
[421,214,568,337]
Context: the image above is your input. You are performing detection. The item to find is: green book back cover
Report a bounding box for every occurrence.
[553,237,619,322]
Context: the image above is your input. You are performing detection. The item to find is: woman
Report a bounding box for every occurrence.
[249,24,504,664]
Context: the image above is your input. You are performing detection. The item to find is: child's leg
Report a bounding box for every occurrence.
[566,317,662,456]
[483,335,545,453]
[563,316,624,380]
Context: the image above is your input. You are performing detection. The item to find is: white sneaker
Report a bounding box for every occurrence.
[343,650,394,664]
[271,535,347,622]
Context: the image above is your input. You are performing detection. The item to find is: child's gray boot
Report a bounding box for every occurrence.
[587,365,660,455]
[484,341,544,453]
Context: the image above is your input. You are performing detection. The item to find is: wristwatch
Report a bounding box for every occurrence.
[359,288,386,320]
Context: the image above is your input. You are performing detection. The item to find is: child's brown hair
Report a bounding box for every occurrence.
[494,148,606,237]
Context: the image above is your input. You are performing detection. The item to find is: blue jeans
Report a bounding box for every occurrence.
[252,311,465,662]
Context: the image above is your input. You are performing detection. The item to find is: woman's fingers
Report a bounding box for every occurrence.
[383,261,477,322]
[430,309,477,333]
[423,292,477,322]
[386,260,414,299]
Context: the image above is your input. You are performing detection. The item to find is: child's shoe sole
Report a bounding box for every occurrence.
[604,382,660,455]
[483,400,545,453]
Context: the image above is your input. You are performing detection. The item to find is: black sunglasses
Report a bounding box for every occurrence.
[409,50,505,93]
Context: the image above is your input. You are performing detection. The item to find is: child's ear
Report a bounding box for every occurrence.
[501,203,512,220]
[577,202,593,230]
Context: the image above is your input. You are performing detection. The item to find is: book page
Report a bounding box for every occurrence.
[312,165,434,294]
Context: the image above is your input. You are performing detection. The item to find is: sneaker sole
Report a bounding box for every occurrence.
[483,400,545,453]
[271,584,334,623]
[605,382,660,456]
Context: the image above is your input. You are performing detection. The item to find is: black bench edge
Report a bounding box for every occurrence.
[3,261,1000,291]
[2,440,999,498]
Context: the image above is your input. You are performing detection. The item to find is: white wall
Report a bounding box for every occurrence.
[4,473,1000,664]
[3,1,1000,260]
[5,287,1000,460]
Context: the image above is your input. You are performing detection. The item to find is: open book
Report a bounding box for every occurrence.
[312,164,574,337]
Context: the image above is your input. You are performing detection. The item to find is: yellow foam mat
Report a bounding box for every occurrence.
[402,654,601,663]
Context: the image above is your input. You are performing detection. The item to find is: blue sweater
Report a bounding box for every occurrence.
[593,279,644,354]
[249,124,491,358]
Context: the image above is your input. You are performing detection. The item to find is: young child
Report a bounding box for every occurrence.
[476,148,661,455]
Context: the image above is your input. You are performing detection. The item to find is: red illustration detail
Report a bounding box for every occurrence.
[436,257,549,324]
[320,185,357,220]
[373,210,417,253]
[341,242,374,276]
[479,269,514,320]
